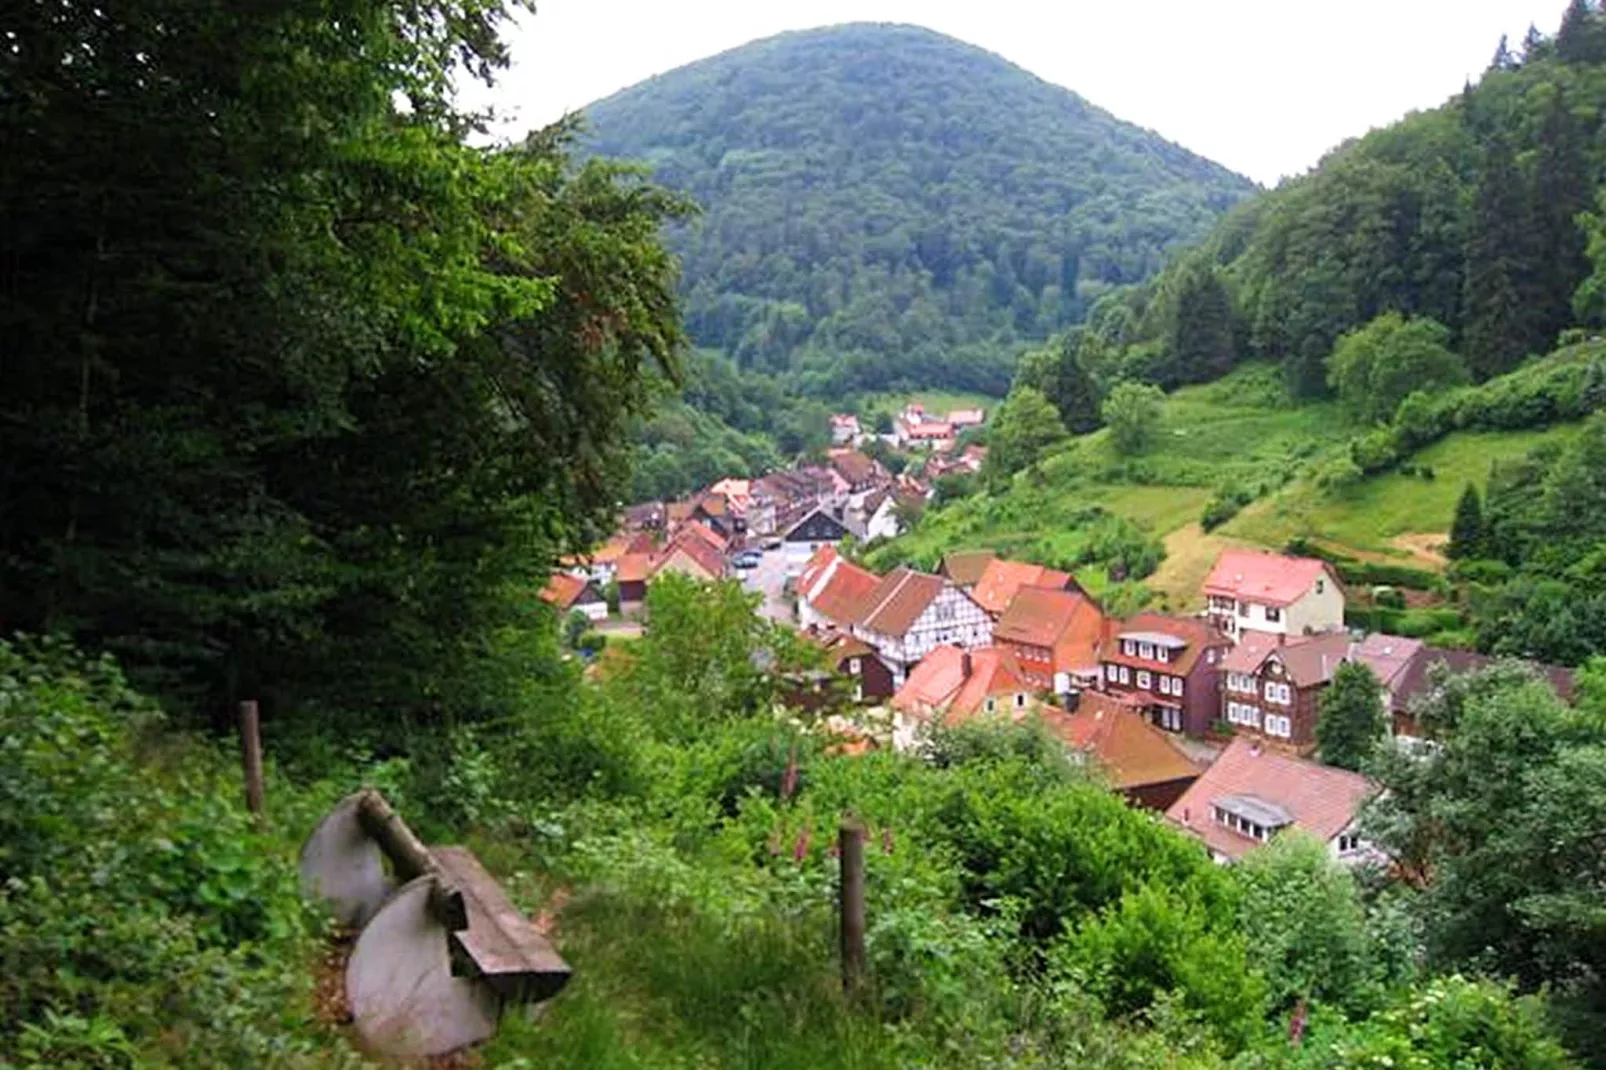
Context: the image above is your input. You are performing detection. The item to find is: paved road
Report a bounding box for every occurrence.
[740,547,794,624]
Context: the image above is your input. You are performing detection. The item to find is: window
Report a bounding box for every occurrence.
[984,697,996,714]
[1105,663,1118,682]
[1119,666,1131,685]
[1336,833,1360,853]
[1137,670,1152,690]
[1207,648,1220,664]
[849,658,861,674]
[1316,578,1326,594]
[1158,675,1171,696]
[1172,678,1184,698]
[1160,706,1182,732]
[1238,601,1249,617]
[1265,606,1282,623]
[1139,642,1154,660]
[1266,714,1292,738]
[935,604,955,622]
[1122,640,1136,657]
[1156,647,1169,663]
[1264,682,1291,705]
[1014,693,1027,709]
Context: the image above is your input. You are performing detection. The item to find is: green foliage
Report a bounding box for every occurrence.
[1326,313,1467,424]
[1233,833,1381,1015]
[1202,485,1256,531]
[584,24,1255,400]
[1315,662,1388,772]
[1,0,687,726]
[1104,380,1167,454]
[982,385,1067,481]
[1366,664,1606,1059]
[0,639,338,1066]
[1446,483,1486,559]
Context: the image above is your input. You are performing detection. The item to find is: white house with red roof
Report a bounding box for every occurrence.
[797,546,881,632]
[1203,550,1345,643]
[848,567,992,686]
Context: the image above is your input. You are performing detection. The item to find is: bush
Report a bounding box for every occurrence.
[1201,485,1255,532]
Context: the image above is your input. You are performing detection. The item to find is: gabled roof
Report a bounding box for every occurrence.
[676,519,728,552]
[800,546,883,627]
[655,532,725,580]
[892,645,1029,722]
[1041,692,1203,791]
[783,506,851,542]
[540,572,601,610]
[941,549,996,587]
[1348,634,1424,709]
[1220,631,1284,676]
[994,587,1105,673]
[616,552,655,584]
[1165,737,1375,861]
[972,559,1074,616]
[1393,646,1576,711]
[1204,550,1338,607]
[666,500,697,524]
[820,632,878,668]
[851,567,949,637]
[1268,631,1356,688]
[829,450,878,485]
[1103,613,1230,676]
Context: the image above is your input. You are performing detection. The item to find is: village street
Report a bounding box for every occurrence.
[740,547,792,623]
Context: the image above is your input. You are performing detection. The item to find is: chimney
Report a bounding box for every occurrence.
[961,650,973,679]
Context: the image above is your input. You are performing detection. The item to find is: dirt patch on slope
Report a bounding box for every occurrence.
[1390,533,1448,570]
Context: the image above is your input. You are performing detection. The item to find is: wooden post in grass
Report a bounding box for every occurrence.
[239,699,265,823]
[839,815,867,998]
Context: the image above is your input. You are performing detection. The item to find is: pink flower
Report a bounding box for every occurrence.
[779,745,799,801]
[792,825,812,862]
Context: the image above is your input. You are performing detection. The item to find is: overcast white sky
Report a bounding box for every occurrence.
[469,0,1567,186]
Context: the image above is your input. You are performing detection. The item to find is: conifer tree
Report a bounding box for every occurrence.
[1316,662,1388,773]
[1531,87,1591,346]
[1167,264,1237,383]
[1463,135,1541,378]
[1447,484,1486,560]
[1557,0,1606,64]
[1489,34,1519,72]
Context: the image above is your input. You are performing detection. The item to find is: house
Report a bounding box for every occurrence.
[691,493,740,539]
[848,567,993,686]
[782,507,853,576]
[1041,691,1204,810]
[992,586,1106,696]
[819,633,896,704]
[615,552,655,610]
[895,404,956,450]
[653,530,726,583]
[828,449,883,494]
[622,501,665,532]
[797,546,881,632]
[970,558,1080,618]
[1099,613,1231,737]
[540,572,608,622]
[1220,631,1355,751]
[560,532,633,586]
[674,518,729,555]
[1204,550,1345,642]
[708,478,753,526]
[1166,737,1377,864]
[1388,644,1575,742]
[940,550,997,591]
[947,408,986,430]
[830,413,861,445]
[890,645,1034,750]
[860,490,903,543]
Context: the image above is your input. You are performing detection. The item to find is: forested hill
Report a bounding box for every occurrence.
[1019,4,1606,422]
[581,24,1256,398]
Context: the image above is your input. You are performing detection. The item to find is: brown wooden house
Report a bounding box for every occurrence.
[1098,613,1230,738]
[1219,631,1353,752]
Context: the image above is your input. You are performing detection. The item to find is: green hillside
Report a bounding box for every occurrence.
[582,23,1256,398]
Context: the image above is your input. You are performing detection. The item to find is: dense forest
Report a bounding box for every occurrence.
[1017,3,1606,418]
[583,23,1256,400]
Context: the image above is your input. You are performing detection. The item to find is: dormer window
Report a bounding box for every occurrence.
[1139,642,1154,660]
[1156,647,1169,663]
[1122,640,1136,657]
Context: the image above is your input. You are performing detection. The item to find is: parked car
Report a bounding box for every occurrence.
[762,538,782,550]
[731,550,763,570]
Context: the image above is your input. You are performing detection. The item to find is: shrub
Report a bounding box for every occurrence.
[1201,485,1255,532]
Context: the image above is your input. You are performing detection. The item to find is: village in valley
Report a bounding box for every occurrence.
[543,405,1578,868]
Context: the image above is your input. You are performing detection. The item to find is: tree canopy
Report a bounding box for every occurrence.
[1326,313,1469,424]
[582,23,1255,401]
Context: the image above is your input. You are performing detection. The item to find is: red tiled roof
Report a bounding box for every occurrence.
[1349,634,1424,709]
[1041,693,1203,790]
[892,645,1030,722]
[971,559,1075,616]
[676,519,728,552]
[654,532,725,580]
[1220,631,1283,675]
[1204,550,1337,607]
[829,450,877,485]
[1103,613,1229,676]
[994,587,1105,674]
[1165,737,1375,861]
[851,567,948,637]
[616,552,654,584]
[1270,631,1354,688]
[941,550,996,587]
[799,545,841,595]
[540,572,592,610]
[813,562,881,627]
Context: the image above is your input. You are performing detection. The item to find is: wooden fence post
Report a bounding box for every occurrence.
[239,699,265,822]
[839,815,867,998]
